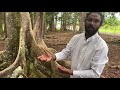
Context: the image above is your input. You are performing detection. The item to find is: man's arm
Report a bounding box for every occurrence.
[73,46,109,78]
[38,34,81,62]
[55,35,79,61]
[38,35,77,62]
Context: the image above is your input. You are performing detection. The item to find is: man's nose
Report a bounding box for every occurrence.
[90,21,94,25]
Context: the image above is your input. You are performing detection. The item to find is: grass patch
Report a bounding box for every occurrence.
[99,26,120,34]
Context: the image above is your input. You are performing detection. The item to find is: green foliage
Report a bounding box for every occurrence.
[103,12,118,18]
[99,26,120,34]
[45,12,80,31]
[101,12,120,34]
[45,12,58,25]
[104,17,120,26]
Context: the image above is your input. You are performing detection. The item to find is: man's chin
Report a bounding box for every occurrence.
[86,31,96,36]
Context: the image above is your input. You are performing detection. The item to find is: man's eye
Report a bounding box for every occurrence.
[86,19,92,22]
[94,20,100,23]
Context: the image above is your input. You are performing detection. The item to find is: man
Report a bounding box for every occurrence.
[38,12,109,78]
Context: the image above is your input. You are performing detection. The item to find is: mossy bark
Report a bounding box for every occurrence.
[0,12,20,72]
[0,12,70,78]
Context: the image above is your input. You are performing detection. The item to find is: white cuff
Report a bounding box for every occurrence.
[73,70,80,76]
[55,52,66,61]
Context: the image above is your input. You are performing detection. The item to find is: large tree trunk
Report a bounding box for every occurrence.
[0,12,70,78]
[21,12,70,78]
[0,12,22,77]
[0,12,20,68]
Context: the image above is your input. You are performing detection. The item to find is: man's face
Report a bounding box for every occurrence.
[85,13,102,35]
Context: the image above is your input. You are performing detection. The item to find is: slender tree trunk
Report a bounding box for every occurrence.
[63,20,66,31]
[0,12,4,38]
[30,12,36,29]
[73,19,77,33]
[54,15,58,31]
[60,18,63,31]
[43,12,46,38]
[50,14,55,32]
[79,12,86,33]
[4,12,7,39]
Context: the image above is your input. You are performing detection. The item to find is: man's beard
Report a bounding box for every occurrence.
[85,26,98,36]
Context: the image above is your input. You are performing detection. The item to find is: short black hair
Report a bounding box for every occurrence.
[86,12,104,25]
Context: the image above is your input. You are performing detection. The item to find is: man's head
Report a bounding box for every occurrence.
[85,12,104,36]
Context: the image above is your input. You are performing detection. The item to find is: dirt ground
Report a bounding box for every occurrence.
[0,31,120,78]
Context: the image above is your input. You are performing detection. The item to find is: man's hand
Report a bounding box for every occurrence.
[37,52,56,62]
[58,65,73,75]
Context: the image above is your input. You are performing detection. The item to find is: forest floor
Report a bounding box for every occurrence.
[0,31,120,78]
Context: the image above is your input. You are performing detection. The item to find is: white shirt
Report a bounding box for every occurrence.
[55,32,108,78]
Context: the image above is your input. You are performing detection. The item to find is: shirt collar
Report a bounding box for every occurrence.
[84,32,99,42]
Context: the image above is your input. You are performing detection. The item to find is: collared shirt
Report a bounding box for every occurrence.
[55,32,108,78]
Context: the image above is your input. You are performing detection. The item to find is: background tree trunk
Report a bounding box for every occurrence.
[4,12,7,39]
[0,12,4,39]
[79,12,86,33]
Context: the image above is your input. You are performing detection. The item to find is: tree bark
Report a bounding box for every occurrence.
[73,19,77,33]
[0,12,70,78]
[79,12,86,33]
[4,12,7,39]
[0,12,22,77]
[50,13,54,32]
[0,12,4,38]
[21,12,70,78]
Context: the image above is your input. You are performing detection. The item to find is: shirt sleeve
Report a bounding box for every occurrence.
[55,35,78,61]
[73,70,99,78]
[73,46,109,78]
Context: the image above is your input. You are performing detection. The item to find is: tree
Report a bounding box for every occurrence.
[0,12,70,78]
[0,12,20,77]
[30,12,37,29]
[46,12,59,32]
[4,12,7,39]
[0,12,4,39]
[79,12,86,33]
[72,12,80,33]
